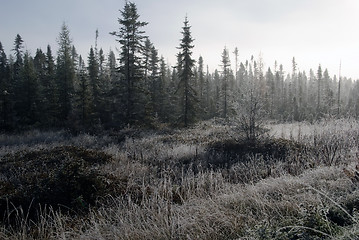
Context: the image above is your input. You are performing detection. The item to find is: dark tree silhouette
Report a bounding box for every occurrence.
[176,16,197,127]
[110,1,148,125]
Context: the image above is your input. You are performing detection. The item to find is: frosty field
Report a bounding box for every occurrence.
[1,118,359,239]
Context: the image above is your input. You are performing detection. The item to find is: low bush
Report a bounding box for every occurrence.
[0,146,125,226]
[206,138,305,169]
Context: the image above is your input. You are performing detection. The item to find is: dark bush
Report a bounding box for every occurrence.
[0,146,125,225]
[206,138,304,169]
[327,193,359,226]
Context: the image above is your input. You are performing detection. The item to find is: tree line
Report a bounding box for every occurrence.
[1,1,358,132]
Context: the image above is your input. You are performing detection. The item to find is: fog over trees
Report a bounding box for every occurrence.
[0,1,358,131]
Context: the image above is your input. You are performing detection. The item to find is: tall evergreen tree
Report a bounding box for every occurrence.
[197,56,206,119]
[88,46,100,121]
[322,68,334,114]
[12,34,25,125]
[238,62,246,98]
[13,34,24,72]
[19,52,39,125]
[167,53,182,123]
[97,47,110,125]
[204,65,213,119]
[265,67,275,118]
[44,45,59,126]
[317,64,322,118]
[97,49,117,126]
[75,55,92,127]
[56,23,75,124]
[148,43,161,120]
[108,49,117,85]
[220,46,230,118]
[176,16,197,127]
[33,48,47,124]
[233,47,239,82]
[158,56,172,121]
[143,38,152,86]
[110,1,148,125]
[213,69,221,117]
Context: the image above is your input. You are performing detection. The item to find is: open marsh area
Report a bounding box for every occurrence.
[1,118,359,239]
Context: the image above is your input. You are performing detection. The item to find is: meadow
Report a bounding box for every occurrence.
[1,118,359,239]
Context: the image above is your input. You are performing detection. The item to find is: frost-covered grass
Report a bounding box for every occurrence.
[1,118,359,239]
[269,118,359,166]
[269,118,359,144]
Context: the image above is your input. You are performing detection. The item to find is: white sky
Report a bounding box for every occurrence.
[1,0,359,79]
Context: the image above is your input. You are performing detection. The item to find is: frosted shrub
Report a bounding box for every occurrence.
[302,119,359,166]
[269,118,359,166]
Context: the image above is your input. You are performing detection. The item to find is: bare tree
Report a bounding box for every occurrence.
[236,60,266,142]
[239,91,266,141]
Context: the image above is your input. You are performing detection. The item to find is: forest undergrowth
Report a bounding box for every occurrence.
[1,118,359,239]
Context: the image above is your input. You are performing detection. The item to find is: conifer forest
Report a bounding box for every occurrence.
[1,2,359,131]
[1,2,359,239]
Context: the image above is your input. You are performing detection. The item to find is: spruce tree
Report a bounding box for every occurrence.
[204,65,212,119]
[197,56,206,119]
[33,49,47,124]
[75,55,92,127]
[104,49,118,125]
[265,67,275,118]
[220,46,230,118]
[143,38,152,86]
[317,64,322,118]
[213,69,221,117]
[19,52,39,125]
[148,43,160,121]
[158,56,171,121]
[110,1,148,125]
[88,46,100,122]
[44,45,59,126]
[97,48,110,125]
[13,34,24,72]
[176,16,197,127]
[56,23,75,124]
[233,47,239,83]
[322,68,334,114]
[11,34,25,126]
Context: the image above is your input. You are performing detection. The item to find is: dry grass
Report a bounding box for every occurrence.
[1,118,359,239]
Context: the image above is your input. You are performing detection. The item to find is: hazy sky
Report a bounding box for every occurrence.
[1,0,359,79]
